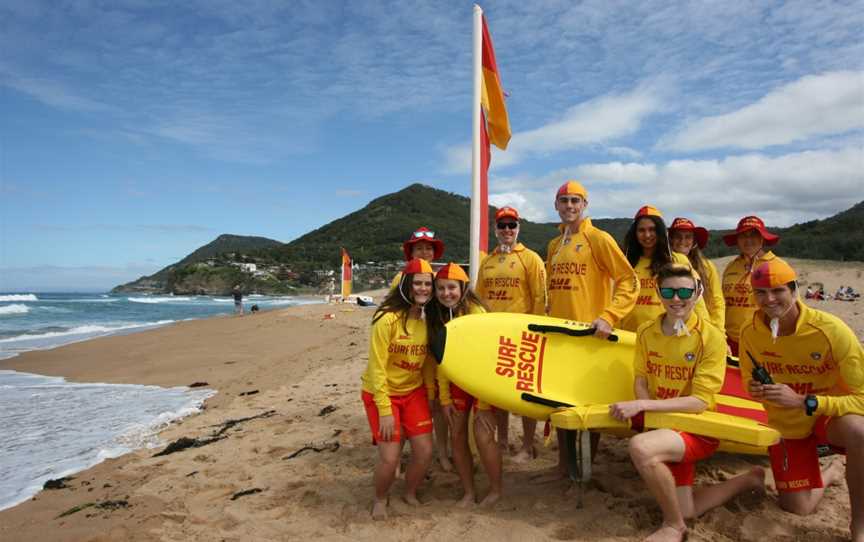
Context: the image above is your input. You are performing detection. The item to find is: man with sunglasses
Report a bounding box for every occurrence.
[545,180,638,480]
[739,259,863,540]
[610,262,765,542]
[476,206,547,463]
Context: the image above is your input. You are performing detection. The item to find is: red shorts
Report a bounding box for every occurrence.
[362,387,432,444]
[449,384,495,413]
[727,338,739,357]
[666,432,720,487]
[769,416,845,493]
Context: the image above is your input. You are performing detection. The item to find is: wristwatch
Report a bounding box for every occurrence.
[804,394,818,416]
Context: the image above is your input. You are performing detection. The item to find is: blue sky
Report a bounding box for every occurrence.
[1,0,862,291]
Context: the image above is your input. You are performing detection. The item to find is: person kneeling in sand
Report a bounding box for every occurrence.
[739,259,863,541]
[360,259,437,519]
[610,263,764,542]
[428,263,502,507]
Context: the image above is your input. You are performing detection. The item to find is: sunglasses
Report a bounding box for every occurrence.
[496,222,518,230]
[412,230,435,239]
[557,196,584,205]
[659,287,696,300]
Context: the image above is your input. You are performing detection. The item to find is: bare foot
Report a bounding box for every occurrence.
[402,493,423,507]
[822,458,846,487]
[479,491,501,507]
[511,447,536,464]
[371,499,388,520]
[457,492,476,508]
[438,455,454,473]
[644,523,687,542]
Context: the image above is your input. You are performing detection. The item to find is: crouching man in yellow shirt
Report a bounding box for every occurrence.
[739,259,864,541]
[610,263,765,542]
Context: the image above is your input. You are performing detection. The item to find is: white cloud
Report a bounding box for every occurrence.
[662,71,864,151]
[489,146,863,228]
[444,83,666,173]
[2,75,115,112]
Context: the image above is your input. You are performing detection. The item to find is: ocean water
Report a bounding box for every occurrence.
[0,292,320,361]
[0,291,320,511]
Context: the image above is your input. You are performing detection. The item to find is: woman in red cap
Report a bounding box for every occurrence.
[720,216,785,356]
[620,206,706,332]
[361,258,437,519]
[427,263,503,507]
[669,218,725,330]
[476,206,546,463]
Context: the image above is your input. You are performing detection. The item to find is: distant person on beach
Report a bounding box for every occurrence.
[361,258,436,520]
[475,206,546,463]
[232,285,243,315]
[610,263,765,542]
[739,259,863,540]
[545,180,638,481]
[721,216,786,356]
[619,206,710,333]
[669,217,726,330]
[427,263,502,506]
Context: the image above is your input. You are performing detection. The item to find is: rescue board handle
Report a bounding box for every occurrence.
[521,393,574,408]
[527,324,619,342]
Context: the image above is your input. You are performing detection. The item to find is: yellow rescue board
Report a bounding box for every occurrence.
[435,313,778,451]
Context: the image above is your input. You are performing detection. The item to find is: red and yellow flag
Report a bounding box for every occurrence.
[341,248,352,298]
[481,14,511,151]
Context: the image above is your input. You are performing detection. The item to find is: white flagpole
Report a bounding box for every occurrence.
[469,4,483,286]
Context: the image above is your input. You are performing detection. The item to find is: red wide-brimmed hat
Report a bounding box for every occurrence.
[669,217,709,249]
[722,216,779,247]
[402,227,445,261]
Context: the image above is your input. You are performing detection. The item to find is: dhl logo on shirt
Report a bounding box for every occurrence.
[495,332,547,393]
[486,290,512,301]
[394,359,423,372]
[636,295,660,306]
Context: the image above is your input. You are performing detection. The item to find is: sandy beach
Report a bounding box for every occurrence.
[0,257,861,542]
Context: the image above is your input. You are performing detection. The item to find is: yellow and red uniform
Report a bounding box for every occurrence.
[722,251,784,345]
[362,312,436,415]
[619,252,711,332]
[546,219,638,324]
[702,258,725,330]
[437,304,491,411]
[739,301,863,491]
[476,243,546,315]
[634,312,727,410]
[739,301,864,440]
[634,312,726,486]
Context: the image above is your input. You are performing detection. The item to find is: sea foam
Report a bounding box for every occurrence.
[0,305,29,316]
[0,294,38,302]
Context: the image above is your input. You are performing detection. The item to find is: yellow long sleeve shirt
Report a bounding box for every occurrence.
[702,259,726,331]
[619,252,711,332]
[361,311,436,416]
[476,243,547,315]
[739,301,864,439]
[634,312,726,409]
[437,304,491,410]
[722,251,783,342]
[546,219,638,325]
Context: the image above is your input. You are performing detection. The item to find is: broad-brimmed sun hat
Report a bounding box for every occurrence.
[723,216,779,247]
[669,217,709,249]
[402,227,445,261]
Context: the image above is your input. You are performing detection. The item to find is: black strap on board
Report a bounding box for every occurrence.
[527,323,619,342]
